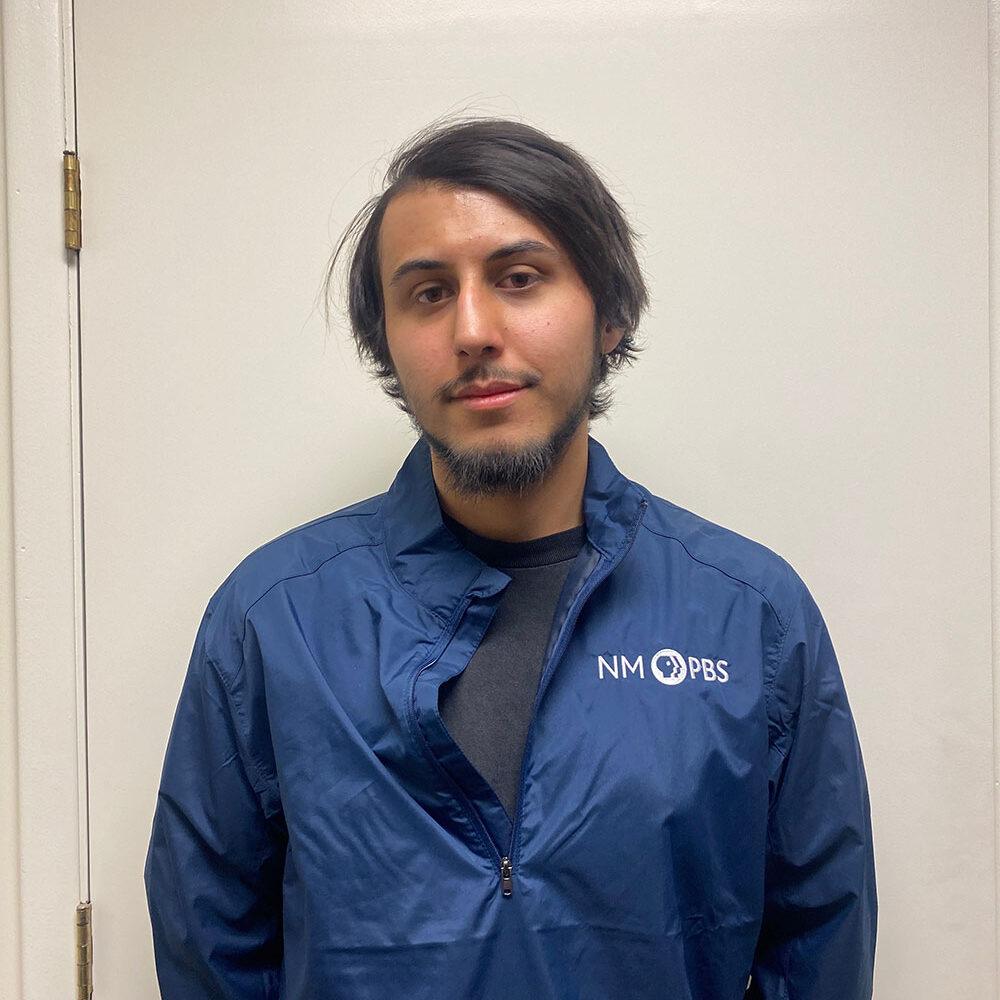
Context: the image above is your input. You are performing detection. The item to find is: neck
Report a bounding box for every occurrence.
[431,424,590,543]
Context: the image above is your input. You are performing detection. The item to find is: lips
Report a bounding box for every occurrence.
[450,380,528,411]
[452,380,525,400]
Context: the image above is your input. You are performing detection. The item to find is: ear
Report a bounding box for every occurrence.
[599,321,625,355]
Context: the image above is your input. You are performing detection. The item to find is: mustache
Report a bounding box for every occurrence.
[434,364,542,401]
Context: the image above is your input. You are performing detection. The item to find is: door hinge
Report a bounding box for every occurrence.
[64,151,81,251]
[76,901,93,999]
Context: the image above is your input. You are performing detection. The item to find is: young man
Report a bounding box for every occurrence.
[146,119,876,999]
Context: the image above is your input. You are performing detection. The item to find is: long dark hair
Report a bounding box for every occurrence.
[327,118,648,417]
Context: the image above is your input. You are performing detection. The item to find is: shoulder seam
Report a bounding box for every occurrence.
[238,539,383,647]
[640,521,788,631]
[267,499,382,544]
[311,505,380,524]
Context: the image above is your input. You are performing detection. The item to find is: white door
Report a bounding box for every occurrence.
[73,2,995,998]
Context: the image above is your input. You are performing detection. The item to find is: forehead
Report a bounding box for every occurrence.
[377,183,559,275]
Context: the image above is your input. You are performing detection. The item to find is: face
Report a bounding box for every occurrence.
[378,182,622,494]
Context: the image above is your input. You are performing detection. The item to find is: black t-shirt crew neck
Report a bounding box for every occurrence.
[438,513,586,819]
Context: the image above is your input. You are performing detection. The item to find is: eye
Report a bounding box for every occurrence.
[499,270,539,290]
[414,284,450,305]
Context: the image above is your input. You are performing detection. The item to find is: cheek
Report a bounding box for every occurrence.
[520,309,598,367]
[385,334,442,395]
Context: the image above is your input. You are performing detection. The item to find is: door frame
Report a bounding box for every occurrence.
[2,0,87,996]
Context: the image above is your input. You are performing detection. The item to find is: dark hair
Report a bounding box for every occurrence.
[327,118,648,417]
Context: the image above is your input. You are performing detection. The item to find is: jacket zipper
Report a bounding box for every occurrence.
[411,597,513,896]
[500,498,649,898]
[414,498,648,902]
[500,856,514,897]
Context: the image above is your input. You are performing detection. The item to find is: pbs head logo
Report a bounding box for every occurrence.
[650,649,688,686]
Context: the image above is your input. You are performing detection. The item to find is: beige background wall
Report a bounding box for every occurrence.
[3,1,998,998]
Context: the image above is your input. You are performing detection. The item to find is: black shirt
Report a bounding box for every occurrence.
[438,515,586,819]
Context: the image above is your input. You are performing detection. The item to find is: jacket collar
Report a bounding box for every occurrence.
[379,436,646,624]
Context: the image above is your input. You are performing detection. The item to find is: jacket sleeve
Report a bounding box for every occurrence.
[145,605,286,1000]
[749,580,877,1000]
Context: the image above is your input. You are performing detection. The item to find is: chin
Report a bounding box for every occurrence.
[421,419,585,498]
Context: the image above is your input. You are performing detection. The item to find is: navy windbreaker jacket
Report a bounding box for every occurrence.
[145,437,876,999]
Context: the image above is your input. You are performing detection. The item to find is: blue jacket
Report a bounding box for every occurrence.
[145,437,876,1000]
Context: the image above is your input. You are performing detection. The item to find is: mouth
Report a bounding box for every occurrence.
[451,380,528,411]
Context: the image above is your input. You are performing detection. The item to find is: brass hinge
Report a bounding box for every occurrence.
[76,901,93,999]
[64,151,81,251]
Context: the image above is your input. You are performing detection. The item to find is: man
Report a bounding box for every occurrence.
[145,119,876,999]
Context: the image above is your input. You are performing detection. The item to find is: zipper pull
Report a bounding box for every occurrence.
[500,856,514,897]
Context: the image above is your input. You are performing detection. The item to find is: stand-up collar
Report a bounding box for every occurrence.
[379,436,646,623]
[580,436,648,558]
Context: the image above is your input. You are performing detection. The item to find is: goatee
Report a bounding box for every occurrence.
[419,362,598,496]
[420,399,587,497]
[400,346,602,497]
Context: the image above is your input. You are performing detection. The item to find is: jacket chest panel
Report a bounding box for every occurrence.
[244,537,774,945]
[505,581,772,933]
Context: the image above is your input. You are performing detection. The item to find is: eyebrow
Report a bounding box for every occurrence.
[387,239,560,288]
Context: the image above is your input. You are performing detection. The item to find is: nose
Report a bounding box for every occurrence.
[451,284,504,359]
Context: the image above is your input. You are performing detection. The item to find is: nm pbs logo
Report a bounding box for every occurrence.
[597,648,730,686]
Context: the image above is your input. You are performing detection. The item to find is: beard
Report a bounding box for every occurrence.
[406,352,600,498]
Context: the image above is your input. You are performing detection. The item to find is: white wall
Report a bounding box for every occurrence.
[1,2,997,998]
